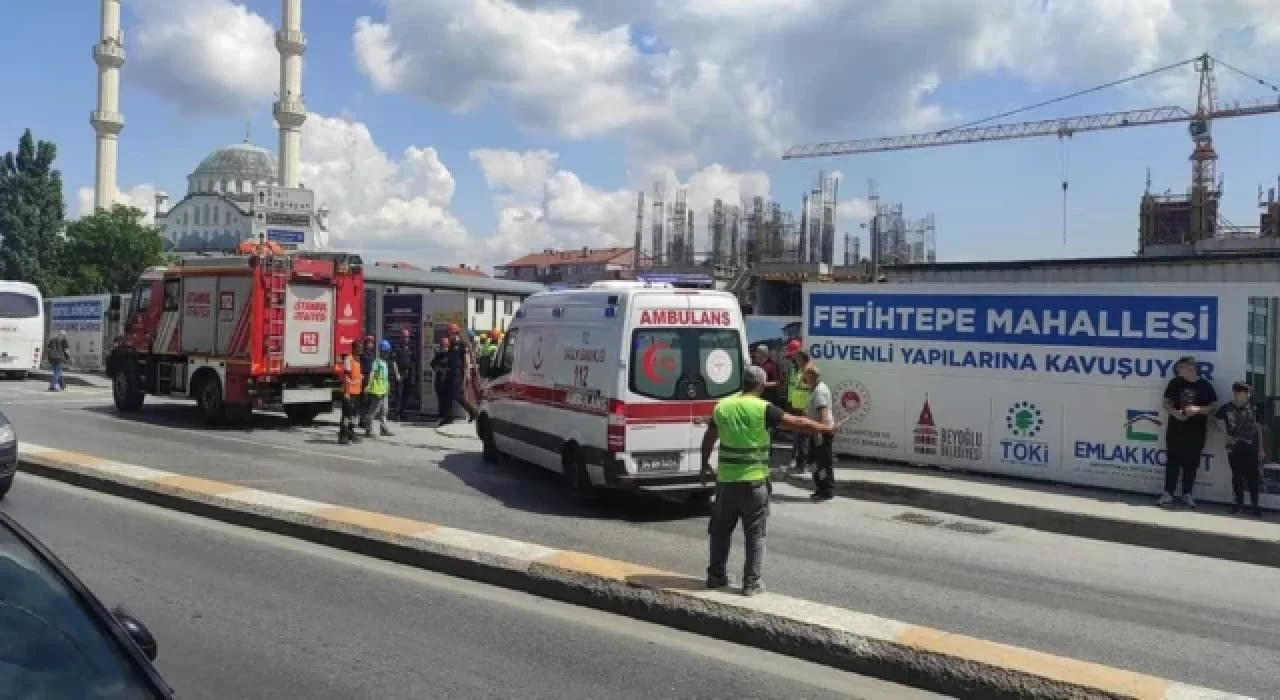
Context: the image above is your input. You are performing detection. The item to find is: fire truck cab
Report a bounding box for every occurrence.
[106,248,364,424]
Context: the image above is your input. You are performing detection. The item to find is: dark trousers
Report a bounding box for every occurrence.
[438,381,475,424]
[1164,435,1205,496]
[391,381,413,420]
[1228,444,1261,506]
[707,481,770,587]
[338,396,359,442]
[811,437,835,496]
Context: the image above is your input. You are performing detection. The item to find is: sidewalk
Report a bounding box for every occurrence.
[784,462,1280,568]
[25,369,112,389]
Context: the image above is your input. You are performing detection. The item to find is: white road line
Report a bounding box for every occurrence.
[55,406,381,465]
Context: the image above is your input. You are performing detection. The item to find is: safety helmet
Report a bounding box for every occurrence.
[785,338,802,356]
[379,339,391,352]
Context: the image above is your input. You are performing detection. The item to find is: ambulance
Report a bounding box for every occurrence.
[477,281,748,501]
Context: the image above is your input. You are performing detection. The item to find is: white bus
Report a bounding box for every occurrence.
[0,281,45,379]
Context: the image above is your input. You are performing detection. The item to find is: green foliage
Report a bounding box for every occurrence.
[61,205,166,295]
[0,129,66,294]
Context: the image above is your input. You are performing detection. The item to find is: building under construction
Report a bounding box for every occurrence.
[630,172,936,313]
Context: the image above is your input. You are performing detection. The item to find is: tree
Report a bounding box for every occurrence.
[0,129,66,294]
[61,205,166,295]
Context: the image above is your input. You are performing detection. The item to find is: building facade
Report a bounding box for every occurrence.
[154,141,326,252]
[495,247,638,286]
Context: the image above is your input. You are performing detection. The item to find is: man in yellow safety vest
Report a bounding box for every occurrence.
[364,339,394,438]
[700,365,834,595]
[785,340,813,471]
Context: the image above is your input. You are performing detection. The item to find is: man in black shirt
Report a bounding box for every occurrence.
[1216,382,1266,516]
[1159,356,1218,508]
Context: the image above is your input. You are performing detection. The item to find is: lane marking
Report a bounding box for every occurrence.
[13,442,1247,700]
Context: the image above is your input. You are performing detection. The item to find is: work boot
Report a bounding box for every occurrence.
[365,429,375,439]
[380,428,393,437]
[742,581,765,597]
[705,575,730,590]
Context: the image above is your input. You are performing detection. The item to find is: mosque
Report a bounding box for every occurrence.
[92,0,325,252]
[150,138,329,252]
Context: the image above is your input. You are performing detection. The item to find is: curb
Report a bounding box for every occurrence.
[782,473,1280,569]
[25,370,105,389]
[17,444,1248,700]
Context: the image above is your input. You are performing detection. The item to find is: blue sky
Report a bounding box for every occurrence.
[2,0,1278,268]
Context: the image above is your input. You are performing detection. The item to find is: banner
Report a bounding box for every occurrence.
[805,284,1277,508]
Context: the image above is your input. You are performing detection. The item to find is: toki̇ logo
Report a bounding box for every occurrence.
[999,400,1051,466]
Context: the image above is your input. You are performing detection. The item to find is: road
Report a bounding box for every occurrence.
[4,380,1279,697]
[1,475,941,699]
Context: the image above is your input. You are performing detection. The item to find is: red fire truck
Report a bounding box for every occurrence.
[106,247,365,424]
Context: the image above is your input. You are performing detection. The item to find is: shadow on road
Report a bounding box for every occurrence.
[436,452,710,524]
[77,403,328,435]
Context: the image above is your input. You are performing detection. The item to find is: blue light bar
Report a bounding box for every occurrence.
[604,307,617,318]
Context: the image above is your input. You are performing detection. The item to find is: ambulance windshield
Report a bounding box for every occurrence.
[630,328,742,400]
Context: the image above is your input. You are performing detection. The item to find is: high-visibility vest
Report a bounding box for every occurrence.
[713,394,772,483]
[366,358,390,396]
[337,360,363,396]
[788,365,811,411]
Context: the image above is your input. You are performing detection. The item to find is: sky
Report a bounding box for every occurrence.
[2,0,1279,271]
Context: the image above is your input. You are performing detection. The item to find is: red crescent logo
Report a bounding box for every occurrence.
[641,341,675,383]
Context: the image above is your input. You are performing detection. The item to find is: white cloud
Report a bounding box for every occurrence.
[352,0,1280,169]
[299,113,470,258]
[125,0,276,114]
[354,3,665,139]
[471,149,772,264]
[838,198,874,221]
[74,184,160,223]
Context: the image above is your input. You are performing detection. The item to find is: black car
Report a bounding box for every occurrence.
[0,409,14,501]
[0,509,173,698]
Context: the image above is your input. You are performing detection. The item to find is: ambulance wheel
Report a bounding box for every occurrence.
[112,370,145,412]
[563,447,600,503]
[196,375,226,424]
[478,417,503,464]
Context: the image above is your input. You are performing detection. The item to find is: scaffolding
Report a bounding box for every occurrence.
[638,172,934,279]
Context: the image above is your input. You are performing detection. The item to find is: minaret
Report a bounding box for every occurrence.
[273,0,306,188]
[91,0,125,211]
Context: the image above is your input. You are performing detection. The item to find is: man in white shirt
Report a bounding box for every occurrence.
[803,365,836,502]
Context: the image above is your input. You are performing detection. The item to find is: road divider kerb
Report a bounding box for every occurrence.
[17,443,1250,700]
[782,472,1280,569]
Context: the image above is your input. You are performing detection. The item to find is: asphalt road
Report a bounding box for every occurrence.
[0,475,942,700]
[4,380,1280,697]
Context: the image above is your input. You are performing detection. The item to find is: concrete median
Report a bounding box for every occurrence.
[17,443,1248,700]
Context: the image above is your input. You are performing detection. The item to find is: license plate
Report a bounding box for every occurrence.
[635,453,682,473]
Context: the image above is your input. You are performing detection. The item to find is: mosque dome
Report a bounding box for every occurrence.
[193,142,278,182]
[187,142,278,196]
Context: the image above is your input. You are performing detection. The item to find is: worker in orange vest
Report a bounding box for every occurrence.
[336,342,364,445]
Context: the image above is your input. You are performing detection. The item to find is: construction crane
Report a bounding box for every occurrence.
[783,54,1280,247]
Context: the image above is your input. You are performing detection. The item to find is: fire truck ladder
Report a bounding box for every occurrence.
[264,257,288,374]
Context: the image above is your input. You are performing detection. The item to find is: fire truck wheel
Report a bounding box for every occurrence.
[284,406,324,425]
[112,370,145,412]
[195,374,226,424]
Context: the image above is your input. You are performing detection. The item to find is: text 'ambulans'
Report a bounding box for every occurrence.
[637,309,733,327]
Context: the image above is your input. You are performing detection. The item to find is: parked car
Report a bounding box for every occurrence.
[0,509,173,697]
[0,409,14,501]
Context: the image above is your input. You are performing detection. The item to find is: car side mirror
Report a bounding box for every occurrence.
[113,606,158,661]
